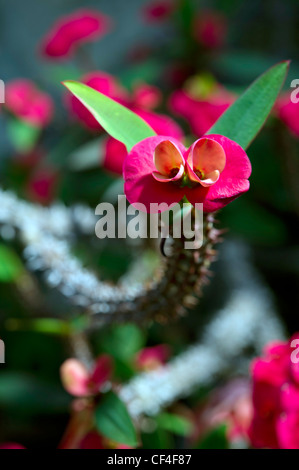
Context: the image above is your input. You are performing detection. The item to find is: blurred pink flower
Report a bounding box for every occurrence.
[5,79,53,128]
[132,83,162,110]
[0,443,26,449]
[103,109,183,176]
[135,344,171,371]
[191,379,253,445]
[276,95,299,137]
[41,9,111,59]
[249,335,299,449]
[26,167,58,205]
[143,1,175,22]
[60,355,113,397]
[193,10,227,49]
[67,71,129,131]
[123,134,251,213]
[170,85,234,137]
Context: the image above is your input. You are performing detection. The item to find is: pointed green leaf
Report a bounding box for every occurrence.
[95,391,137,447]
[207,61,289,149]
[63,81,156,152]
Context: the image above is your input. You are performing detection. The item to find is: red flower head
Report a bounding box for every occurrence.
[60,355,113,397]
[143,1,175,22]
[103,109,183,176]
[249,335,299,449]
[41,9,111,60]
[67,71,129,131]
[5,79,53,128]
[135,344,171,371]
[276,94,299,137]
[123,134,251,213]
[193,10,227,49]
[170,82,234,137]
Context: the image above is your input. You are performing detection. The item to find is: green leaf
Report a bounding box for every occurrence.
[63,81,156,152]
[0,244,24,282]
[100,324,145,361]
[156,412,193,436]
[95,391,137,447]
[196,424,229,449]
[7,118,41,152]
[207,61,289,149]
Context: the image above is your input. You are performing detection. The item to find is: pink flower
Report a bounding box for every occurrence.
[193,10,227,49]
[60,355,113,397]
[135,344,171,371]
[40,9,111,60]
[5,79,53,128]
[26,167,58,205]
[0,443,26,449]
[191,379,253,445]
[143,1,175,22]
[103,109,183,176]
[249,335,299,449]
[123,134,251,213]
[67,71,129,131]
[132,83,162,110]
[276,95,299,137]
[170,86,234,137]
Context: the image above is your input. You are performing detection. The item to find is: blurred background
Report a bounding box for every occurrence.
[0,0,299,449]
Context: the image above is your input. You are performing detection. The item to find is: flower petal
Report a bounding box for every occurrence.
[123,136,186,213]
[188,137,226,175]
[154,140,185,177]
[152,163,184,182]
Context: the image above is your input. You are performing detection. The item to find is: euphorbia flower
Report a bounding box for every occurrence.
[0,443,26,449]
[123,134,251,213]
[135,344,170,371]
[60,355,113,397]
[249,335,299,449]
[5,79,53,128]
[40,9,111,59]
[143,1,175,22]
[170,84,234,137]
[193,10,227,49]
[276,95,299,137]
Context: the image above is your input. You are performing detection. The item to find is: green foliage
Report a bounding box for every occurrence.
[208,61,289,149]
[95,391,138,447]
[196,424,229,449]
[156,412,193,436]
[63,81,156,152]
[7,118,40,153]
[0,244,24,282]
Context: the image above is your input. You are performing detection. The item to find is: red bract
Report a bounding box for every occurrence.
[5,80,53,128]
[193,10,227,49]
[67,71,128,130]
[249,335,299,449]
[143,1,175,22]
[135,344,171,371]
[276,95,299,137]
[26,167,58,205]
[123,134,251,213]
[170,86,234,137]
[0,443,26,449]
[60,355,113,397]
[132,83,162,110]
[41,9,111,59]
[103,109,183,176]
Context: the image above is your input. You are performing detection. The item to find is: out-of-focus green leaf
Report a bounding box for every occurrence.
[0,244,24,282]
[68,137,104,171]
[156,412,193,436]
[7,118,40,152]
[196,424,228,449]
[95,391,137,447]
[100,324,145,361]
[63,81,156,152]
[5,318,72,335]
[0,372,70,414]
[208,61,289,149]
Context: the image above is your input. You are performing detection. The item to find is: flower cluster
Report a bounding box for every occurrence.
[249,335,299,449]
